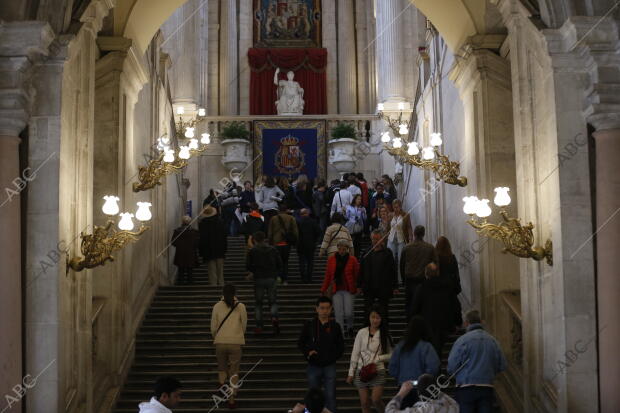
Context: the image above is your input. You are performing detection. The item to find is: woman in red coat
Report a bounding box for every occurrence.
[321,241,360,338]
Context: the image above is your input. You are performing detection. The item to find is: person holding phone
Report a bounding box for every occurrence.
[385,374,459,413]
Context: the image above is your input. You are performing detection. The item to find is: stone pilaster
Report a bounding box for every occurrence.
[239,0,252,115]
[0,20,54,410]
[207,0,219,115]
[219,0,238,115]
[322,0,337,113]
[375,0,406,103]
[449,43,522,410]
[338,0,357,114]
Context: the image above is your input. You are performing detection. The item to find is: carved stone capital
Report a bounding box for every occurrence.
[449,46,511,98]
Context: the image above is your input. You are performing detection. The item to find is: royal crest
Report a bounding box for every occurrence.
[275,134,305,177]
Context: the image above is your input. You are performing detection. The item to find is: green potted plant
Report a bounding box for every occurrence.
[328,122,360,173]
[220,121,250,141]
[220,121,251,172]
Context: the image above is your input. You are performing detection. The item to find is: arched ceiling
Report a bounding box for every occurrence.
[117,0,486,54]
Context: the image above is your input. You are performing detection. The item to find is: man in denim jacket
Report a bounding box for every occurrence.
[447,310,506,413]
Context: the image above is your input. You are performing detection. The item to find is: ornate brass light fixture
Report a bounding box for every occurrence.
[462,188,553,266]
[68,197,152,272]
[378,104,467,187]
[132,105,210,192]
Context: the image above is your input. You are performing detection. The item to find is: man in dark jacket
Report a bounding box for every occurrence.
[247,231,283,335]
[171,216,199,284]
[400,225,436,318]
[412,263,459,358]
[358,229,398,322]
[298,296,344,413]
[297,208,321,283]
[198,206,228,286]
[240,203,265,247]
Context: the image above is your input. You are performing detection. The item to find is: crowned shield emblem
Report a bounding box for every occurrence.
[275,134,305,177]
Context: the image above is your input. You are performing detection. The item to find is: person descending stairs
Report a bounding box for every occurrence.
[114,236,477,412]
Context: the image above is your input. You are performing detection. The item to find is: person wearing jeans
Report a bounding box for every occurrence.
[320,242,360,338]
[268,204,298,284]
[298,296,344,413]
[387,200,412,285]
[447,310,506,413]
[247,231,283,335]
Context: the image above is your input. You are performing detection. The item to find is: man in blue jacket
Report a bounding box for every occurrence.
[447,310,506,413]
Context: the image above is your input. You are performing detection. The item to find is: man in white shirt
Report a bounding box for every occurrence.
[138,377,182,413]
[330,182,353,217]
[386,374,459,413]
[346,175,361,198]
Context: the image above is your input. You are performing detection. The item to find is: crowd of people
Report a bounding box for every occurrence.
[156,172,506,413]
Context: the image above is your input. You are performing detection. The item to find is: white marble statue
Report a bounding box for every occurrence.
[274,68,304,115]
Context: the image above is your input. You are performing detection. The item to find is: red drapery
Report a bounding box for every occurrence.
[248,48,327,115]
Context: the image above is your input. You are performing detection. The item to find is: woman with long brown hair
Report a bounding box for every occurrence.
[435,236,463,327]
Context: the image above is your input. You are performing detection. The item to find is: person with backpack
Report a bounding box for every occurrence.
[268,203,299,285]
[210,284,247,409]
[319,212,354,257]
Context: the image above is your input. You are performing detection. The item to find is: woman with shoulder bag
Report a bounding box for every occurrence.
[210,284,247,409]
[319,212,354,257]
[347,305,393,413]
[345,195,367,259]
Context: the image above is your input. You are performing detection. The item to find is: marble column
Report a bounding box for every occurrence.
[220,0,238,115]
[323,0,338,113]
[592,127,620,412]
[238,0,252,115]
[0,21,53,408]
[354,0,369,113]
[338,0,357,113]
[207,0,220,115]
[375,0,406,103]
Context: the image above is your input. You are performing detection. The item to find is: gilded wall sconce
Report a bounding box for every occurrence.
[462,187,553,265]
[67,197,152,272]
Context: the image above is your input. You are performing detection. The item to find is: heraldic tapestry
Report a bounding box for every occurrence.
[253,120,326,181]
[253,0,322,48]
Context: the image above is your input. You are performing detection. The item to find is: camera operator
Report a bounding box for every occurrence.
[218,183,241,236]
[288,388,333,413]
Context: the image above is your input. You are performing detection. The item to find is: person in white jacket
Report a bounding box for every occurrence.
[138,377,182,413]
[347,305,393,413]
[385,374,459,413]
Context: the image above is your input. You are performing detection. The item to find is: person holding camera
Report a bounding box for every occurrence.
[385,374,459,413]
[297,296,344,413]
[288,388,333,413]
[257,176,285,232]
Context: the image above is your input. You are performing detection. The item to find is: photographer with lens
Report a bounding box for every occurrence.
[288,388,333,413]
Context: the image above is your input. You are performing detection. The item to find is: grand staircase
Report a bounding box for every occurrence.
[114,235,467,412]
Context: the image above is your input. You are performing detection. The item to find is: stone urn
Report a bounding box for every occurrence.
[328,138,359,173]
[221,138,251,172]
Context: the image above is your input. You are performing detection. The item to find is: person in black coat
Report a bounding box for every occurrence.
[436,236,463,327]
[296,208,321,283]
[171,216,200,284]
[240,203,266,248]
[412,263,460,358]
[358,229,399,323]
[199,205,228,286]
[298,296,344,413]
